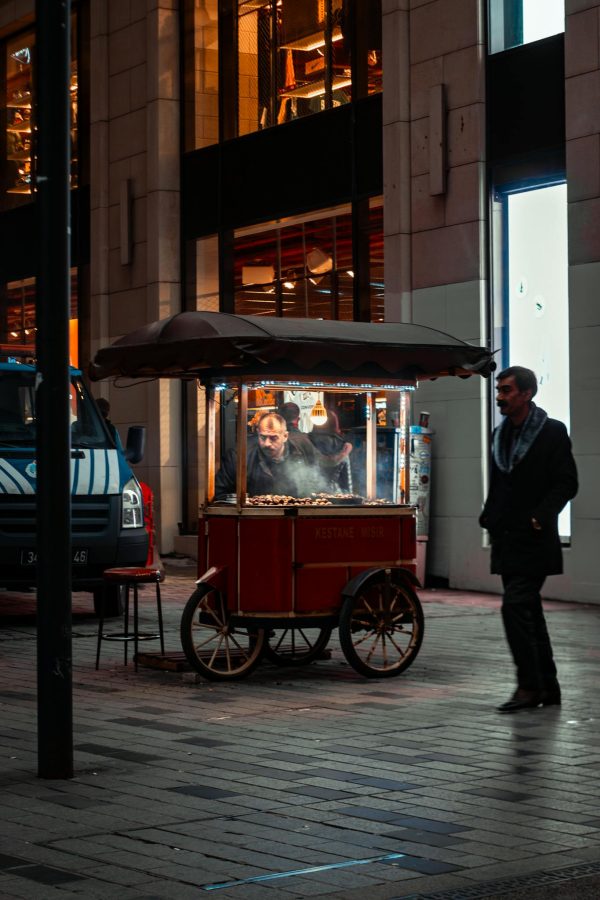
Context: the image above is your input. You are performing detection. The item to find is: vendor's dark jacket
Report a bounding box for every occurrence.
[310,430,352,491]
[215,439,318,499]
[479,418,578,576]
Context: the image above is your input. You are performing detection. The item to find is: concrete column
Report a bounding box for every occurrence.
[89,0,182,553]
[565,0,600,602]
[145,0,182,553]
[385,0,490,588]
[383,0,412,323]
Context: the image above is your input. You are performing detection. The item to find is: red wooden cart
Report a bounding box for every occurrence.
[91,313,494,680]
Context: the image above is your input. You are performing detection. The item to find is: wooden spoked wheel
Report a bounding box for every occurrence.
[180,584,265,680]
[339,572,424,677]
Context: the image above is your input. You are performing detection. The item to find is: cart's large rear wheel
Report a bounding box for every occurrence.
[339,571,424,677]
[263,626,332,667]
[180,584,265,680]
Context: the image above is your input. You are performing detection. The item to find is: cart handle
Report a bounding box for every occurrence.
[196,565,228,593]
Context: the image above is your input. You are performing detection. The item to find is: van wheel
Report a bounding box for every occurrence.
[93,585,125,618]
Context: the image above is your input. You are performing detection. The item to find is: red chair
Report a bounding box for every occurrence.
[95,567,165,671]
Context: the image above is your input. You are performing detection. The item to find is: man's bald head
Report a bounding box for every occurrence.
[257,412,288,460]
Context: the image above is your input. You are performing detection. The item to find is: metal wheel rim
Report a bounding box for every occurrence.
[349,582,420,673]
[189,591,263,675]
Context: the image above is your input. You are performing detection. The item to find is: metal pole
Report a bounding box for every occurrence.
[35,0,73,779]
[365,393,376,499]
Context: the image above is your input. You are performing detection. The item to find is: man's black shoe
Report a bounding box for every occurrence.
[497,687,562,712]
[540,688,561,707]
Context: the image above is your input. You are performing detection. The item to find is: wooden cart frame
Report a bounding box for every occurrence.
[90,312,494,680]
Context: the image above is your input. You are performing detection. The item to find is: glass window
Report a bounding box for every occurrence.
[0,369,110,449]
[196,235,220,311]
[493,181,570,536]
[184,0,381,146]
[365,15,382,96]
[2,19,78,210]
[184,0,218,150]
[334,212,353,321]
[488,0,564,54]
[234,226,279,316]
[236,0,361,136]
[4,31,35,207]
[231,201,384,321]
[368,199,384,323]
[1,272,79,364]
[211,380,409,504]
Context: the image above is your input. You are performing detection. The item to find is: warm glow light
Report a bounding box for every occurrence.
[310,398,328,426]
[281,28,344,53]
[281,76,352,100]
[283,280,295,290]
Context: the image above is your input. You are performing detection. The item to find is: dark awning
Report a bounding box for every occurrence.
[89,312,495,383]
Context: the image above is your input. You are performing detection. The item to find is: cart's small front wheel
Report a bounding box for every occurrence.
[180,585,265,680]
[263,626,332,667]
[339,571,424,678]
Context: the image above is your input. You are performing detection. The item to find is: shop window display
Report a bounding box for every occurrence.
[185,0,381,146]
[237,0,381,136]
[2,20,78,210]
[238,0,350,135]
[232,201,382,321]
[1,273,79,363]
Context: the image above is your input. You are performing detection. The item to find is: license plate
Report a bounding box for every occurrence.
[20,548,89,566]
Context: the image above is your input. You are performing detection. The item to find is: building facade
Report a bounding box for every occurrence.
[0,0,597,602]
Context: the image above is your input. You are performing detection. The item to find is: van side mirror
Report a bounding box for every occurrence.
[125,425,145,464]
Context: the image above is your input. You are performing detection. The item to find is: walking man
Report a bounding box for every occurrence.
[479,366,578,712]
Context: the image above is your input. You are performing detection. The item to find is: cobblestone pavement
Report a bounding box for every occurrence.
[1,568,600,899]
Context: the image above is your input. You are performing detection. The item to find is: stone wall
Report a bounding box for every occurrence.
[564,0,600,601]
[89,0,182,554]
[384,0,494,591]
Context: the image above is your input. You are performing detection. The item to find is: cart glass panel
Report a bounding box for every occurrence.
[208,380,413,508]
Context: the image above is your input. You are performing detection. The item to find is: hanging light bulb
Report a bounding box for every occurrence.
[310,398,328,426]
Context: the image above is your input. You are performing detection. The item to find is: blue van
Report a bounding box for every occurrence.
[0,362,148,613]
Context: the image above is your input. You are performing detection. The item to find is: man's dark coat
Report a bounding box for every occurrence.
[479,418,578,576]
[215,439,318,499]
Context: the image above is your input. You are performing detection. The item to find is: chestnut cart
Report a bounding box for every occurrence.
[91,313,494,680]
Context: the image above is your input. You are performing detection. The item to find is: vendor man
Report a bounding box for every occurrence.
[215,412,320,499]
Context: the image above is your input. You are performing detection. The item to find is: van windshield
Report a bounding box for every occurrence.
[0,370,113,450]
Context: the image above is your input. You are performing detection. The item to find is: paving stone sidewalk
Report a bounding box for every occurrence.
[1,570,600,899]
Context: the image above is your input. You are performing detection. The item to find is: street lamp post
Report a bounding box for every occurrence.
[35,0,74,779]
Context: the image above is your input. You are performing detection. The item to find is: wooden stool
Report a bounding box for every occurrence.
[95,567,165,671]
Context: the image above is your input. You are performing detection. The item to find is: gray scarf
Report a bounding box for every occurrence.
[492,403,548,473]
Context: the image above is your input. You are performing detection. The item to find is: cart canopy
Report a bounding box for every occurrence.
[89,312,495,383]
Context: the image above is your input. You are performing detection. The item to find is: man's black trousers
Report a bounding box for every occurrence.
[501,574,559,691]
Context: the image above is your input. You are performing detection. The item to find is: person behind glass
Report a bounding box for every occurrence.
[479,366,578,713]
[278,401,352,476]
[277,401,303,434]
[96,397,119,446]
[310,409,352,492]
[276,401,312,455]
[215,411,319,499]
